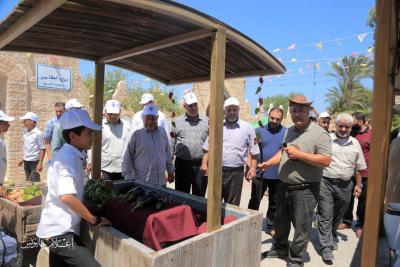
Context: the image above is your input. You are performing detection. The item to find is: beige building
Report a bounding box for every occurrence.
[0,52,89,184]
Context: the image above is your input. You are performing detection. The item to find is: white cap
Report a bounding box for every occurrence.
[19,112,38,122]
[183,92,198,105]
[65,98,84,110]
[59,109,102,130]
[139,93,154,105]
[104,100,121,114]
[319,112,331,119]
[224,97,240,108]
[141,103,158,118]
[0,110,14,122]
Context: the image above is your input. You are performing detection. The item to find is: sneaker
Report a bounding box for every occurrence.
[262,248,288,259]
[321,248,334,264]
[355,227,363,238]
[338,223,351,230]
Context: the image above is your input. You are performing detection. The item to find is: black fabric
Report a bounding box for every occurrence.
[221,168,245,206]
[248,178,279,223]
[342,178,368,227]
[101,170,124,181]
[23,160,40,182]
[174,158,207,197]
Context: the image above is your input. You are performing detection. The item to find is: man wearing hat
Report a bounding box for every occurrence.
[0,110,15,197]
[123,104,174,186]
[260,95,332,266]
[130,93,169,134]
[99,100,130,181]
[37,109,110,267]
[18,112,45,182]
[170,92,209,196]
[318,112,332,132]
[201,97,260,206]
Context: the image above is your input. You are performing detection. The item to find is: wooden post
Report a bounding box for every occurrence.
[91,62,105,179]
[360,0,396,266]
[207,28,226,232]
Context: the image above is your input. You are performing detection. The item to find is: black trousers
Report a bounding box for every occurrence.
[101,170,124,181]
[221,166,244,206]
[23,160,40,182]
[44,233,100,267]
[175,158,207,197]
[342,177,368,227]
[248,177,279,223]
[318,177,353,250]
[274,182,319,266]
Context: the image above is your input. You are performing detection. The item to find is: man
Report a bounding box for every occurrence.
[318,112,331,132]
[170,92,209,196]
[0,110,15,197]
[18,112,45,182]
[122,104,174,186]
[51,98,84,156]
[100,100,131,180]
[318,113,366,264]
[43,102,65,160]
[248,107,286,236]
[339,112,372,238]
[37,109,110,267]
[260,95,331,266]
[201,97,259,206]
[130,93,169,134]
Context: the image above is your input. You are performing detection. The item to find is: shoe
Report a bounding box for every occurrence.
[262,248,288,259]
[321,248,334,264]
[355,227,363,238]
[338,223,351,230]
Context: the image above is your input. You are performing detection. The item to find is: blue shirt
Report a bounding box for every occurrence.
[256,125,286,179]
[43,117,58,141]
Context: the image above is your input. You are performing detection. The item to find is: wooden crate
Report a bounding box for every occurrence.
[81,181,263,267]
[0,197,42,243]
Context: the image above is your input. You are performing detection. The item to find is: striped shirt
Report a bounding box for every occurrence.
[122,127,174,186]
[170,114,209,161]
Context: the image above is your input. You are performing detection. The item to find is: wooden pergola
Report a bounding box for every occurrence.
[0,0,284,232]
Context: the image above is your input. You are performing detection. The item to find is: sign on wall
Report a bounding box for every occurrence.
[36,64,72,90]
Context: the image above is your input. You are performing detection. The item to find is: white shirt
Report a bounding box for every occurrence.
[0,138,6,184]
[23,127,44,161]
[36,144,86,238]
[101,119,131,173]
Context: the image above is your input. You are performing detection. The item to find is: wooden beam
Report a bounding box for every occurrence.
[207,28,226,232]
[99,29,212,63]
[91,62,105,179]
[360,0,396,266]
[0,0,66,49]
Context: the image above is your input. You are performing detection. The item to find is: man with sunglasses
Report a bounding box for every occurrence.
[170,93,209,196]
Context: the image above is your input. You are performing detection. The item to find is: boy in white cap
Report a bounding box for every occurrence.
[18,112,44,182]
[88,100,131,180]
[0,110,15,197]
[201,97,260,206]
[37,109,110,267]
[318,112,331,132]
[122,103,174,186]
[170,92,209,196]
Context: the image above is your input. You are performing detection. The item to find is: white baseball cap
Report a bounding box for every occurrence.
[224,97,240,108]
[19,112,38,122]
[139,93,154,105]
[141,103,158,118]
[319,112,331,119]
[183,92,198,105]
[65,98,84,110]
[0,110,14,122]
[59,109,102,130]
[104,100,121,114]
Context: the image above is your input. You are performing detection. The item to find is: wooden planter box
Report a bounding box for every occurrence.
[0,197,42,243]
[81,181,262,267]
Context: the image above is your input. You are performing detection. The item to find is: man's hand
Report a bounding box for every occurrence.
[354,184,362,198]
[17,159,24,167]
[284,145,303,160]
[89,215,111,227]
[258,161,270,171]
[0,185,6,198]
[36,163,43,172]
[86,162,93,173]
[245,167,257,182]
[200,163,208,176]
[166,172,175,183]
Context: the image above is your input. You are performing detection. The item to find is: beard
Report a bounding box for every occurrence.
[268,122,280,133]
[336,131,350,139]
[352,124,361,133]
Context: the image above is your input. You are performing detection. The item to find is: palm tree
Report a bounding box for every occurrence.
[325,56,373,113]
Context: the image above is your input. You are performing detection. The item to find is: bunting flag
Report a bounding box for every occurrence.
[315,63,321,71]
[367,47,374,54]
[290,57,297,63]
[306,64,314,70]
[288,43,296,50]
[299,68,304,75]
[335,39,343,46]
[357,33,368,42]
[351,52,359,57]
[268,76,273,84]
[315,42,323,50]
[272,48,281,53]
[360,63,369,67]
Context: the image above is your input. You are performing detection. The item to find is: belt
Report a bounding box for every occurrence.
[282,182,318,191]
[222,166,244,172]
[323,176,351,184]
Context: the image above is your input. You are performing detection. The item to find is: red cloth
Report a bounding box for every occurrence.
[197,215,237,234]
[354,128,371,178]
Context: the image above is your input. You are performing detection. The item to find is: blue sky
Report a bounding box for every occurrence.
[0,0,375,113]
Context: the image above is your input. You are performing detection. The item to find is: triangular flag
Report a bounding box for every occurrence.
[299,68,304,75]
[315,42,323,49]
[335,39,343,46]
[288,43,296,50]
[357,33,368,42]
[315,63,321,71]
[290,57,297,63]
[268,76,272,84]
[272,48,281,53]
[351,52,359,57]
[367,47,374,54]
[360,63,368,67]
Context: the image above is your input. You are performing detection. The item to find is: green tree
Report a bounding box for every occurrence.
[366,6,376,30]
[263,92,304,115]
[325,56,373,113]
